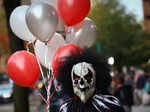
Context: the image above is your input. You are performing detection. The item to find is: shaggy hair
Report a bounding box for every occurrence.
[57,49,112,97]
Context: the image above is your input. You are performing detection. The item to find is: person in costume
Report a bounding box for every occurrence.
[52,44,125,112]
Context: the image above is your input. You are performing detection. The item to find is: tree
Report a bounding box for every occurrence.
[89,0,150,71]
[3,0,30,112]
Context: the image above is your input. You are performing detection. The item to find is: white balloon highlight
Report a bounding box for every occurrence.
[34,33,66,69]
[10,5,36,42]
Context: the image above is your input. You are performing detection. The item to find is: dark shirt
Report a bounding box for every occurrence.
[136,75,147,89]
[114,85,133,106]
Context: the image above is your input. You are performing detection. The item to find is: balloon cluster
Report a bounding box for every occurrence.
[7,0,98,88]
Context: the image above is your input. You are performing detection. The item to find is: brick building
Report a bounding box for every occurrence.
[143,0,150,33]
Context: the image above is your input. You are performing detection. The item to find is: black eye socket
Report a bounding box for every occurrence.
[84,69,93,83]
[73,71,80,84]
[73,71,80,81]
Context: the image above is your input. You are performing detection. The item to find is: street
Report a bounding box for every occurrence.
[0,93,41,112]
[0,103,39,112]
[0,92,150,112]
[1,100,150,112]
[132,105,150,112]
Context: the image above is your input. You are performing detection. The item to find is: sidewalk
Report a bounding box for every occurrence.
[132,105,150,112]
[0,93,41,112]
[29,93,41,112]
[1,94,150,112]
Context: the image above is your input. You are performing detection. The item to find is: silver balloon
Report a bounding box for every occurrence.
[26,3,58,42]
[66,18,98,48]
[31,0,57,10]
[31,0,65,32]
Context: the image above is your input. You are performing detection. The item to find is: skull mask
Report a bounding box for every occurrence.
[71,62,96,103]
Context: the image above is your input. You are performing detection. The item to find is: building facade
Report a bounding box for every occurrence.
[143,0,150,33]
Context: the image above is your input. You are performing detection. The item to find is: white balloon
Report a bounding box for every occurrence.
[10,5,36,42]
[34,33,66,69]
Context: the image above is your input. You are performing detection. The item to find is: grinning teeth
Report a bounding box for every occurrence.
[80,87,88,91]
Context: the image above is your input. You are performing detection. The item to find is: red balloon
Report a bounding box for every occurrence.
[52,44,83,78]
[7,51,40,87]
[58,0,90,26]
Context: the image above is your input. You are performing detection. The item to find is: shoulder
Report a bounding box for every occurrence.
[93,94,125,112]
[59,99,72,112]
[59,94,125,112]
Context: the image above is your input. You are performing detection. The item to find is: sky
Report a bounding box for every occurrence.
[119,0,144,22]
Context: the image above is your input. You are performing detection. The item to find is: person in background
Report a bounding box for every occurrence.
[144,78,150,94]
[134,68,149,105]
[113,75,133,112]
[124,72,134,87]
[142,68,150,105]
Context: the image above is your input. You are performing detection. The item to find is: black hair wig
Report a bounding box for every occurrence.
[57,49,112,97]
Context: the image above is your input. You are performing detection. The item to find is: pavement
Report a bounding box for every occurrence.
[1,94,150,112]
[0,93,41,112]
[132,105,150,112]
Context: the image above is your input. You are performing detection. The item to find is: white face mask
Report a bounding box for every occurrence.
[71,62,96,103]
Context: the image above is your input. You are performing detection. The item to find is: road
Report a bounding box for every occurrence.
[0,93,41,112]
[0,94,150,112]
[1,103,150,112]
[132,105,150,112]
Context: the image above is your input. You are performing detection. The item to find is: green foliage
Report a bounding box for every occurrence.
[88,0,150,69]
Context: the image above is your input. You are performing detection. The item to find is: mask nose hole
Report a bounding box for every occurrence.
[80,78,84,85]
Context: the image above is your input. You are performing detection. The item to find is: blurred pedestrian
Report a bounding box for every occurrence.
[142,78,150,105]
[144,78,150,94]
[134,68,149,105]
[113,75,133,112]
[124,73,134,87]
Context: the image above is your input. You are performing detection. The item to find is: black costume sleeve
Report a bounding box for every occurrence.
[59,94,125,112]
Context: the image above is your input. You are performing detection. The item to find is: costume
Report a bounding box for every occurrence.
[55,49,124,112]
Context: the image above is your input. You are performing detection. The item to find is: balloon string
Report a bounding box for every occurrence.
[44,48,50,79]
[32,43,48,91]
[39,93,47,104]
[47,69,52,81]
[47,61,52,80]
[44,49,47,69]
[46,73,54,112]
[47,74,54,98]
[44,49,52,80]
[46,90,55,112]
[32,43,55,112]
[33,73,55,112]
[37,54,48,91]
[39,90,55,106]
[32,85,48,104]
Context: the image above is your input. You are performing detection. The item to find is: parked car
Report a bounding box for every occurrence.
[0,73,13,103]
